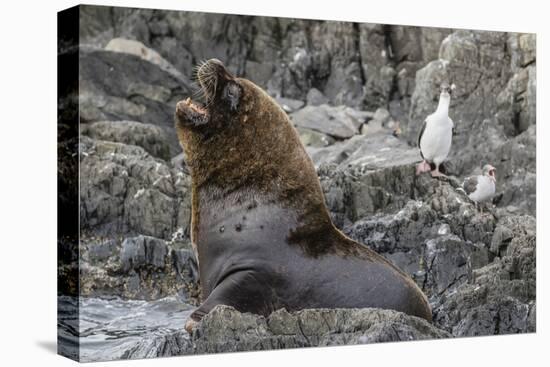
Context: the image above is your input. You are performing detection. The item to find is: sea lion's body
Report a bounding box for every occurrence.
[175,59,431,329]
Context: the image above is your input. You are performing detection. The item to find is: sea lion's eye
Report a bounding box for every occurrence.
[223,82,241,111]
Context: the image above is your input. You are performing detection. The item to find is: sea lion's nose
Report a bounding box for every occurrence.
[208,58,224,66]
[205,58,233,79]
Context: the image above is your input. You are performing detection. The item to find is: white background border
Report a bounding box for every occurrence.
[0,0,546,366]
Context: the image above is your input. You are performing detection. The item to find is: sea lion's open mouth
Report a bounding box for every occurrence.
[175,97,209,126]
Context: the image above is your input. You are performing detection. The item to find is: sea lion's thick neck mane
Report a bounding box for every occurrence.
[176,73,336,255]
[183,80,319,202]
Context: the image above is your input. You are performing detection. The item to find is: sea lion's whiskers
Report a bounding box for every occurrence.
[202,74,217,100]
[191,80,209,103]
[192,88,205,101]
[191,59,223,106]
[202,77,217,107]
[193,59,209,80]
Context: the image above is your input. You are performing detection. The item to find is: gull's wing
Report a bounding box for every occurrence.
[417,119,427,159]
[450,117,456,136]
[463,176,479,195]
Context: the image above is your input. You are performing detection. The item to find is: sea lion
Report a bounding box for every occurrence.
[175,59,432,332]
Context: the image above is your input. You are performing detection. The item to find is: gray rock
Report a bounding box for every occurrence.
[79,46,192,156]
[79,8,368,108]
[79,136,191,240]
[318,164,533,338]
[245,60,274,89]
[324,60,365,108]
[360,119,383,135]
[105,38,185,81]
[81,120,172,160]
[358,24,451,109]
[120,235,169,272]
[291,105,370,139]
[172,248,200,288]
[373,107,391,125]
[78,4,535,138]
[392,26,453,99]
[306,88,330,106]
[310,133,418,172]
[115,305,450,358]
[296,127,335,148]
[83,238,118,265]
[344,186,494,250]
[122,330,193,359]
[362,107,392,135]
[421,235,481,296]
[276,97,305,113]
[80,235,199,301]
[490,223,513,257]
[358,24,394,109]
[190,306,450,353]
[496,65,536,135]
[508,33,536,71]
[492,126,536,216]
[433,215,535,336]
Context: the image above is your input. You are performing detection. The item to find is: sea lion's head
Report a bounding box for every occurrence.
[175,59,255,133]
[196,58,241,112]
[174,59,303,189]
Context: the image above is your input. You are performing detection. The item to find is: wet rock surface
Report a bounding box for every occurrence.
[189,306,450,354]
[63,5,536,361]
[100,305,449,359]
[79,235,199,301]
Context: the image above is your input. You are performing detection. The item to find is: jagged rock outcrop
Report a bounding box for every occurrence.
[190,306,451,353]
[79,136,190,240]
[79,45,192,156]
[76,7,453,112]
[81,120,172,160]
[79,235,199,301]
[117,305,450,359]
[433,215,536,336]
[291,105,372,139]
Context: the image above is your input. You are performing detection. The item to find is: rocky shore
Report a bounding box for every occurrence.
[58,5,536,361]
[123,306,451,358]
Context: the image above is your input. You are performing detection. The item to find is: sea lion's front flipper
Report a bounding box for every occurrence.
[184,289,227,333]
[184,269,272,333]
